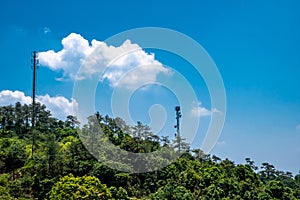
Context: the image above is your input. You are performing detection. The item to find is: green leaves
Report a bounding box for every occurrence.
[0,138,26,174]
[48,174,111,200]
[150,184,193,200]
[0,103,300,199]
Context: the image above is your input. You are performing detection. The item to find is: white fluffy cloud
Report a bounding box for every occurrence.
[0,90,77,120]
[191,101,221,117]
[36,94,78,120]
[0,90,32,105]
[39,33,171,89]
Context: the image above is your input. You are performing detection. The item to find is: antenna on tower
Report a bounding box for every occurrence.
[174,106,182,153]
[31,51,38,156]
[31,51,39,127]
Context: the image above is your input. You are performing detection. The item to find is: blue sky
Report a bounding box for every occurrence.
[0,0,299,174]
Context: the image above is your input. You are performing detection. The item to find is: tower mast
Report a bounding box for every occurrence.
[174,106,182,153]
[32,51,38,126]
[31,51,38,156]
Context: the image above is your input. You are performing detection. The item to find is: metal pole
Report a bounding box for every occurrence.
[175,106,182,153]
[31,51,38,156]
[32,51,37,127]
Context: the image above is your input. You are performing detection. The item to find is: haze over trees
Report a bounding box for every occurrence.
[0,102,299,199]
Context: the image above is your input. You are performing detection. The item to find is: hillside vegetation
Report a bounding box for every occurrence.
[0,102,299,199]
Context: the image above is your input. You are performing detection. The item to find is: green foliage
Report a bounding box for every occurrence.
[265,180,285,199]
[5,140,26,173]
[116,187,129,200]
[0,174,13,199]
[48,174,111,200]
[150,184,194,200]
[0,103,299,200]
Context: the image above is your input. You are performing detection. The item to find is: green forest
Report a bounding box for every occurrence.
[0,102,299,199]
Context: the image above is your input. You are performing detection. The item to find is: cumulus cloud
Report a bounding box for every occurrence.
[36,94,78,120]
[39,33,171,89]
[0,90,32,105]
[0,90,77,120]
[191,101,221,117]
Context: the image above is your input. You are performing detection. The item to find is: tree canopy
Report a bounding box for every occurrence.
[0,102,299,199]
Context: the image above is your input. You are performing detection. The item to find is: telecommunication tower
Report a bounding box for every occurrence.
[31,51,38,156]
[31,51,38,127]
[174,106,182,153]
